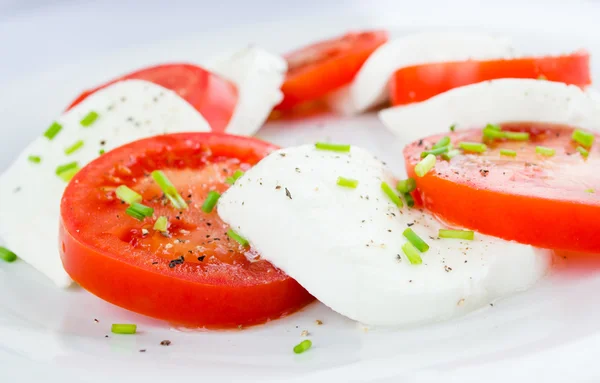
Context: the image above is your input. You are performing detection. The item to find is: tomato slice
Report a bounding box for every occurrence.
[60,133,313,328]
[66,64,238,132]
[277,30,388,111]
[391,52,591,106]
[404,123,600,252]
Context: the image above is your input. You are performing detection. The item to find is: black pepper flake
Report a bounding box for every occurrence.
[168,255,185,268]
[295,167,301,173]
[279,153,286,157]
[100,140,106,145]
[198,256,206,262]
[479,169,489,177]
[126,116,134,122]
[94,319,99,323]
[139,349,147,353]
[13,186,21,193]
[275,185,281,190]
[407,222,414,227]
[285,187,292,199]
[418,139,424,147]
[490,303,494,307]
[160,340,171,346]
[206,222,211,226]
[152,261,159,265]
[105,335,109,338]
[445,265,453,272]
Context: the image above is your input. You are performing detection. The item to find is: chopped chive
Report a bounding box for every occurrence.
[125,203,154,221]
[99,149,105,155]
[403,192,415,208]
[64,140,84,155]
[459,142,487,153]
[28,155,41,164]
[439,229,474,240]
[80,111,99,127]
[111,324,137,335]
[576,146,589,158]
[293,339,312,354]
[414,154,436,177]
[337,176,359,188]
[201,191,221,213]
[401,242,423,265]
[55,161,78,175]
[441,149,460,161]
[483,128,507,139]
[585,188,595,193]
[403,228,429,252]
[154,216,168,232]
[505,132,530,141]
[0,247,17,263]
[485,123,502,131]
[432,136,451,149]
[44,121,63,140]
[572,129,594,148]
[535,146,555,157]
[381,182,403,208]
[396,178,416,194]
[56,161,80,182]
[227,229,249,247]
[420,146,448,158]
[500,149,517,157]
[115,185,142,204]
[449,124,456,132]
[151,170,188,210]
[314,142,350,152]
[225,170,245,185]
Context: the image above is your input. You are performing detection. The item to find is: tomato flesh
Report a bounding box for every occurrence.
[60,133,313,328]
[404,123,600,252]
[277,30,388,111]
[391,52,591,106]
[66,64,238,132]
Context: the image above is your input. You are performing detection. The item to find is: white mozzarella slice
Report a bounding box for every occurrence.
[379,79,600,144]
[326,32,515,115]
[0,80,210,287]
[218,145,551,326]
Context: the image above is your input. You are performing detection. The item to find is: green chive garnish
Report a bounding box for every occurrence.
[572,129,594,148]
[459,142,487,153]
[44,121,63,140]
[439,229,474,240]
[56,161,80,182]
[396,178,416,194]
[441,149,460,161]
[99,149,105,155]
[381,182,403,208]
[505,132,530,141]
[449,124,456,132]
[535,146,555,157]
[151,170,188,210]
[28,155,41,164]
[485,123,501,131]
[0,247,17,263]
[80,111,99,127]
[585,188,595,193]
[403,193,415,207]
[432,136,451,149]
[153,216,168,232]
[403,228,429,252]
[500,149,517,157]
[414,154,436,177]
[401,242,423,265]
[227,229,249,247]
[115,185,142,205]
[64,140,84,155]
[111,324,137,335]
[420,146,448,158]
[315,142,351,152]
[483,126,506,139]
[293,339,312,354]
[576,146,589,158]
[125,203,154,221]
[225,170,244,185]
[201,191,221,213]
[337,176,359,188]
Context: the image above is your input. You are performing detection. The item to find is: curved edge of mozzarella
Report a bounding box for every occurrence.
[327,32,515,115]
[379,79,600,144]
[210,46,287,136]
[217,144,551,327]
[0,79,211,287]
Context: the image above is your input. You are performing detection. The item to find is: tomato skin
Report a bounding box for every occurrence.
[277,30,388,111]
[404,124,600,253]
[391,52,591,106]
[60,133,314,328]
[66,64,238,132]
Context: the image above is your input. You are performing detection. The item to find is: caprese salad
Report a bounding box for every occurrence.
[0,30,598,353]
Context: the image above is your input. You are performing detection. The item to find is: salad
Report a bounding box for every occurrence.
[0,30,598,352]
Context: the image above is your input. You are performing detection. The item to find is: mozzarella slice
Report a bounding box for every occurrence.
[379,79,600,144]
[326,32,515,115]
[0,80,211,287]
[210,46,287,136]
[218,145,551,326]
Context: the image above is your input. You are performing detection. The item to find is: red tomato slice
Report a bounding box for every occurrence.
[391,52,591,106]
[60,133,313,328]
[66,64,238,132]
[404,123,600,253]
[277,30,389,111]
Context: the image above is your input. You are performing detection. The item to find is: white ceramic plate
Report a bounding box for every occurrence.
[2,2,600,382]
